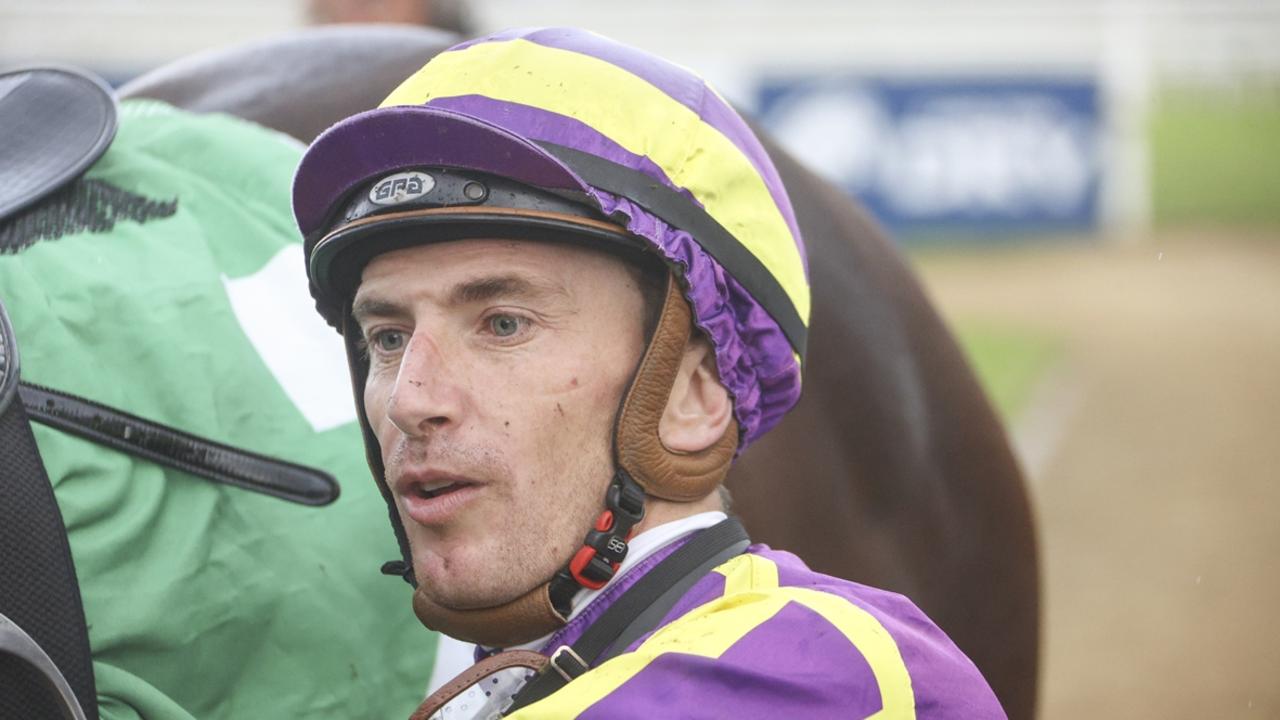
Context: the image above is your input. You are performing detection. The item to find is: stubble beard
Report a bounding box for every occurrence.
[398,433,615,611]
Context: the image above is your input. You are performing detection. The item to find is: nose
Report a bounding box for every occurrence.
[385,332,464,437]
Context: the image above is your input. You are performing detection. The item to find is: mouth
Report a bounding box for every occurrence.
[395,472,484,526]
[410,478,469,500]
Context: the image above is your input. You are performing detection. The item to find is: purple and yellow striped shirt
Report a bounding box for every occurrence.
[510,545,1005,719]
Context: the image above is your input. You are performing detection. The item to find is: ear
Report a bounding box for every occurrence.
[658,337,733,453]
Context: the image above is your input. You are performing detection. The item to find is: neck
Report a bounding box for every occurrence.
[632,489,724,535]
[490,509,730,655]
[412,491,725,650]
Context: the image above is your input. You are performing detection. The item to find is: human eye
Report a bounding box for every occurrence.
[482,312,531,342]
[365,328,408,359]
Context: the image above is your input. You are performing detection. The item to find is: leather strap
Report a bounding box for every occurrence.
[408,649,547,720]
[19,382,339,506]
[412,580,566,649]
[407,466,644,647]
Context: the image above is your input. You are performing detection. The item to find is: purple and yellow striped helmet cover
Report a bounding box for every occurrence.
[294,27,810,448]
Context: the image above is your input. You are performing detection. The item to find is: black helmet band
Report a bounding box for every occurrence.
[306,167,645,328]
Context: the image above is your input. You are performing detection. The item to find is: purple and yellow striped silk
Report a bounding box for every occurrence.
[375,27,809,447]
[514,547,1006,719]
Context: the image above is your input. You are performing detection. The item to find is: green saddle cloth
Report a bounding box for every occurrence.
[0,99,433,720]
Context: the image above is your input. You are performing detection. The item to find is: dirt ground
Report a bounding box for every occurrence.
[915,229,1280,719]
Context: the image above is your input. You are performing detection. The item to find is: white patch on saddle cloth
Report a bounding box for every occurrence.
[222,244,356,432]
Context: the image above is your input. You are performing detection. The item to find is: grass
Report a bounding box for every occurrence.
[1150,86,1280,227]
[949,319,1062,422]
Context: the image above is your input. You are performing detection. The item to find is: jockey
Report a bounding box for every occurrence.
[292,27,1005,719]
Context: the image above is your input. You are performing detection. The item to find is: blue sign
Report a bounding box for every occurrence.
[755,76,1102,237]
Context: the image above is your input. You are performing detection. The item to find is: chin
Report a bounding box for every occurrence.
[416,570,532,610]
[411,543,541,610]
[410,553,473,605]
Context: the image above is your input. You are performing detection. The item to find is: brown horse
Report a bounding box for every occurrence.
[123,24,1039,718]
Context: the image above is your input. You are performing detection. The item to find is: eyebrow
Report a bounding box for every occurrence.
[351,274,568,326]
[451,275,562,304]
[350,297,404,327]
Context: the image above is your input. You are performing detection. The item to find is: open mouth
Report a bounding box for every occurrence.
[399,475,482,525]
[413,481,467,500]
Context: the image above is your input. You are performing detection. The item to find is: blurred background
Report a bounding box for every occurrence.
[3,1,1277,717]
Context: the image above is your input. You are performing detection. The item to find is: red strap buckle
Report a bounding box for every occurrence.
[569,546,613,590]
[593,510,615,532]
[557,470,646,601]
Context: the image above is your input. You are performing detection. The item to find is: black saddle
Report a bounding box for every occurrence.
[0,67,117,225]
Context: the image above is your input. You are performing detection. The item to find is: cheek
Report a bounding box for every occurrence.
[538,368,631,452]
[489,369,611,455]
[473,334,641,449]
[527,364,615,418]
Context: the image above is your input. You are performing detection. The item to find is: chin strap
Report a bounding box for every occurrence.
[548,468,646,616]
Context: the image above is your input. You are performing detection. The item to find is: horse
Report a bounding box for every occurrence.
[121,23,1039,718]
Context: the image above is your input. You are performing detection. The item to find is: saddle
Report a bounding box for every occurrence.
[0,67,117,223]
[0,65,115,720]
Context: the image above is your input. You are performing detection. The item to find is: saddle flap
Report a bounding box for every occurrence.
[0,67,117,224]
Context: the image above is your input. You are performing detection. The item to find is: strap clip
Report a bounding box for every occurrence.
[380,560,413,583]
[549,645,589,683]
[567,469,646,590]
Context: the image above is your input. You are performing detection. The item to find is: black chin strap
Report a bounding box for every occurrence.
[548,468,647,618]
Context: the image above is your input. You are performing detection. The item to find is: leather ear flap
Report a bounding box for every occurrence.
[615,274,738,502]
[412,581,566,647]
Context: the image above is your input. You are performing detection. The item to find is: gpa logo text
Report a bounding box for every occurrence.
[369,171,435,206]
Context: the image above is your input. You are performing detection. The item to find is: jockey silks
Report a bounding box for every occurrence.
[505,533,1006,718]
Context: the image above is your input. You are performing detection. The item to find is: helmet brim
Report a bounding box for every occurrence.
[294,105,593,241]
[310,205,645,327]
[294,105,646,327]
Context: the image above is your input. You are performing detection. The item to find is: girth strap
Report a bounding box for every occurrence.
[0,298,98,720]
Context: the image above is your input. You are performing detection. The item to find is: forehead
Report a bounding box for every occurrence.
[354,237,643,304]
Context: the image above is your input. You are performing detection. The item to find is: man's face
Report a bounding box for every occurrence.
[353,238,648,609]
